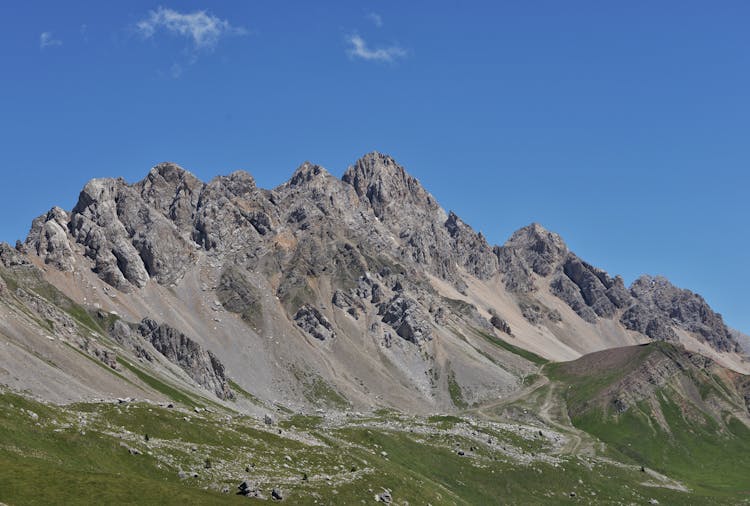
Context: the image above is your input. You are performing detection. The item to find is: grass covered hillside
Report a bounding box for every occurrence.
[1,385,735,505]
[548,342,750,498]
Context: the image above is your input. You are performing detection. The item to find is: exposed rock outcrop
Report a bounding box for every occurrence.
[193,170,269,251]
[0,242,31,268]
[379,294,432,344]
[331,290,363,319]
[560,256,629,318]
[16,153,741,377]
[216,267,263,327]
[516,299,562,325]
[66,173,197,289]
[342,152,493,289]
[625,276,738,352]
[495,223,568,293]
[136,318,234,399]
[495,223,738,354]
[26,207,75,271]
[294,305,335,341]
[444,212,498,280]
[489,314,513,336]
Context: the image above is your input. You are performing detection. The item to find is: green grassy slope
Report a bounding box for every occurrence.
[0,387,735,505]
[548,342,750,498]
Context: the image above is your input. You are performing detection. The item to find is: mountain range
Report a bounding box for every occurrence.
[1,152,748,504]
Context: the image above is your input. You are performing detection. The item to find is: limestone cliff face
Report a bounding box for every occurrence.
[35,168,197,290]
[342,153,498,288]
[22,153,741,363]
[136,318,234,400]
[624,276,738,352]
[493,223,738,352]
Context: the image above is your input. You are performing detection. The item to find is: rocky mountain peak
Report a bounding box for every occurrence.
[145,162,194,183]
[496,223,570,293]
[505,223,568,259]
[287,161,333,188]
[624,275,737,351]
[205,170,258,198]
[25,206,75,272]
[16,155,743,360]
[72,177,126,212]
[342,152,442,224]
[444,211,463,236]
[137,163,204,229]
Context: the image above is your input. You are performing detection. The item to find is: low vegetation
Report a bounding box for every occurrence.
[2,388,728,505]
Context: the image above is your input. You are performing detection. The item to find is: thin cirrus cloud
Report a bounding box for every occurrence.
[39,32,62,49]
[367,12,383,28]
[347,35,406,63]
[136,6,246,50]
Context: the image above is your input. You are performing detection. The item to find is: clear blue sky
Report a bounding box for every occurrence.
[0,1,748,332]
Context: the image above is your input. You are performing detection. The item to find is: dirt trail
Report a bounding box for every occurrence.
[468,366,591,456]
[469,374,550,417]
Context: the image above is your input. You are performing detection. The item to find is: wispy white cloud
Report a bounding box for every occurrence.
[136,6,245,50]
[347,35,406,62]
[39,32,62,49]
[367,12,383,28]
[169,63,183,79]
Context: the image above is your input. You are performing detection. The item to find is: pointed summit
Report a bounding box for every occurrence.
[496,223,569,293]
[287,161,333,188]
[503,223,568,267]
[342,152,442,224]
[137,162,204,230]
[626,275,737,352]
[145,162,195,183]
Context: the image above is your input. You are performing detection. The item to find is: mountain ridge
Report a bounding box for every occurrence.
[2,152,745,414]
[2,152,749,503]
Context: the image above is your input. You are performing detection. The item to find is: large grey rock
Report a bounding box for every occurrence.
[25,207,75,271]
[626,276,737,352]
[489,314,513,336]
[137,318,234,399]
[561,256,617,318]
[137,162,203,231]
[549,274,598,323]
[216,266,263,327]
[619,303,677,342]
[332,289,363,319]
[342,152,442,226]
[294,304,335,341]
[108,318,153,361]
[518,300,562,325]
[379,294,432,344]
[25,164,203,290]
[66,174,196,289]
[237,480,264,498]
[444,211,498,280]
[0,242,31,267]
[193,170,270,251]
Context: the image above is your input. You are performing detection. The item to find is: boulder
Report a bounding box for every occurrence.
[379,295,432,344]
[489,314,513,336]
[294,304,335,341]
[376,489,393,503]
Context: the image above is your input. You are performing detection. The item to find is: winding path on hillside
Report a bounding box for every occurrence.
[466,366,588,455]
